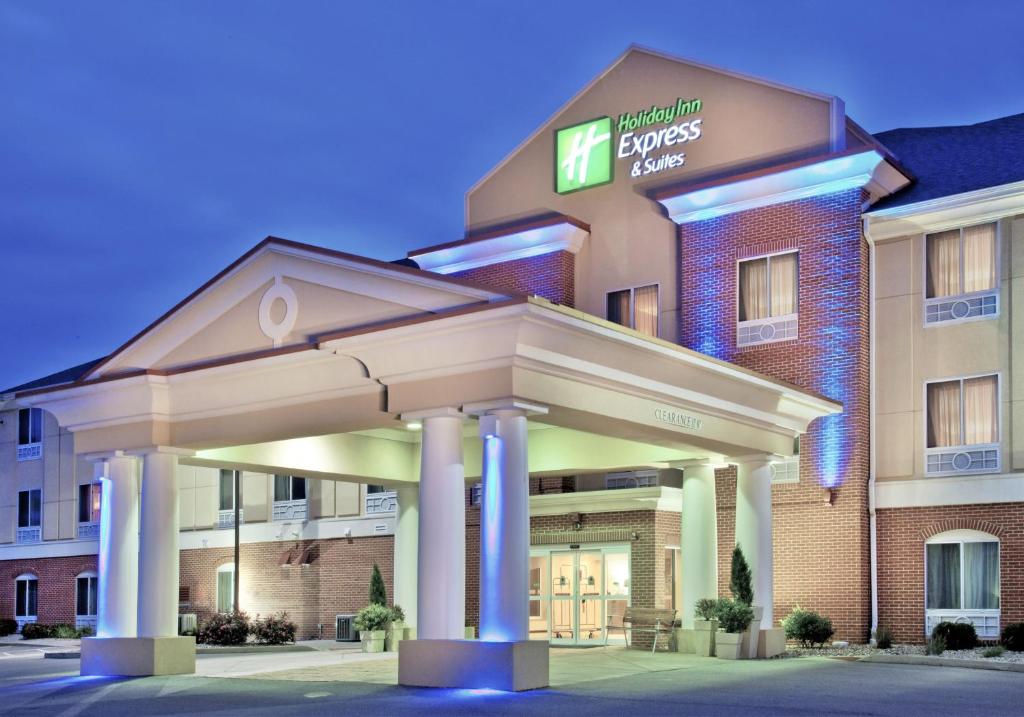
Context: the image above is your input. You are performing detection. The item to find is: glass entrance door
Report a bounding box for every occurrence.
[530,546,630,646]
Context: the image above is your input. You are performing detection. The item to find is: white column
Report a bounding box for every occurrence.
[734,456,774,629]
[413,408,466,640]
[136,448,186,638]
[477,408,531,642]
[680,462,718,629]
[93,452,140,639]
[394,482,419,631]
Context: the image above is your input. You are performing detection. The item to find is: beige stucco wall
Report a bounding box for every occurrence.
[467,49,838,344]
[874,214,1023,480]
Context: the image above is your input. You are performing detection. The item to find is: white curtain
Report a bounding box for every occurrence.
[964,375,998,445]
[964,541,1000,610]
[770,253,798,316]
[739,258,768,321]
[963,223,997,293]
[927,230,961,298]
[927,380,962,448]
[926,543,961,609]
[633,285,659,337]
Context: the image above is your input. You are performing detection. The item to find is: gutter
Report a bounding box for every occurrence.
[864,213,880,643]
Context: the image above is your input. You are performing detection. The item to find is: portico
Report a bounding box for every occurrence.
[16,238,838,687]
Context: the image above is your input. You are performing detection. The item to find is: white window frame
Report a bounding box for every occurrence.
[923,221,1000,327]
[14,573,38,628]
[605,470,658,490]
[924,529,1000,639]
[736,250,799,348]
[16,489,42,544]
[77,482,102,540]
[605,283,660,338]
[75,571,99,630]
[218,470,243,529]
[216,564,236,614]
[272,475,308,521]
[923,373,1001,477]
[16,408,43,462]
[770,436,800,484]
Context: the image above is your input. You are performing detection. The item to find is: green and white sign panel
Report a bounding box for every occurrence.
[555,116,613,194]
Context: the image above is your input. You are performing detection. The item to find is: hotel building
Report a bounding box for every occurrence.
[1,47,1022,682]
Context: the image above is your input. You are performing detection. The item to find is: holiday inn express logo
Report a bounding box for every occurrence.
[555,117,613,194]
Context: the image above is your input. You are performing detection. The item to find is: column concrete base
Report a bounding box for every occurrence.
[81,636,196,676]
[757,628,786,658]
[398,639,548,691]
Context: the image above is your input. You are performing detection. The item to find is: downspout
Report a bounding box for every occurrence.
[865,215,879,643]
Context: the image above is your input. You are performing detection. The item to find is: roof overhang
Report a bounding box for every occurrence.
[653,149,911,224]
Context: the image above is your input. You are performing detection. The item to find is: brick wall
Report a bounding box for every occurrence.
[0,554,97,626]
[877,503,1024,643]
[681,188,872,641]
[451,250,575,307]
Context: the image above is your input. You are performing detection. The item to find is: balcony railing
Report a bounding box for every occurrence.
[218,509,244,529]
[272,499,307,522]
[16,526,41,544]
[925,443,1000,477]
[737,313,798,347]
[365,491,397,515]
[75,615,98,632]
[78,522,100,540]
[17,442,42,462]
[925,289,998,325]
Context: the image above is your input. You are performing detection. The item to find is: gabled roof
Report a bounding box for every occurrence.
[871,112,1024,210]
[3,358,104,395]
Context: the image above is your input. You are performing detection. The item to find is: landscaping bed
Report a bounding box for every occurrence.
[785,644,1024,665]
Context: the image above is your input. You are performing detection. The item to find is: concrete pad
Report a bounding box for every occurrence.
[398,639,548,691]
[81,636,196,676]
[757,628,786,658]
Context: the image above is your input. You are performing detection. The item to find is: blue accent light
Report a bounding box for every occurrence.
[96,475,114,638]
[478,435,512,642]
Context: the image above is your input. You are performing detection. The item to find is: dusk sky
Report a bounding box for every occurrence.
[2,1,1022,389]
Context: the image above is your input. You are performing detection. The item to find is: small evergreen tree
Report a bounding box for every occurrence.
[369,563,387,606]
[730,544,754,605]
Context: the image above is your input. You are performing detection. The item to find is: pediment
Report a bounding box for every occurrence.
[87,238,509,378]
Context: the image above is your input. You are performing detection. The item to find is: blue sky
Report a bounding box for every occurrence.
[1,0,1021,389]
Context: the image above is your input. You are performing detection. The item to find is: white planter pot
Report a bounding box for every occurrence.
[386,622,405,652]
[694,619,718,657]
[745,606,763,659]
[464,626,476,640]
[360,629,386,653]
[715,631,744,660]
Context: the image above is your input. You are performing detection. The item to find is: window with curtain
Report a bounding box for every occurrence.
[76,575,98,617]
[216,565,235,614]
[17,490,41,528]
[926,539,999,610]
[605,285,659,337]
[18,408,43,446]
[926,223,997,299]
[78,483,101,523]
[274,475,306,502]
[220,470,239,511]
[738,252,798,321]
[927,375,998,448]
[15,576,38,617]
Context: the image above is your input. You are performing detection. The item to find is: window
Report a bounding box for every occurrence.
[17,490,41,528]
[925,531,1000,639]
[15,575,37,618]
[76,573,98,617]
[216,564,235,614]
[770,436,800,484]
[925,375,999,475]
[606,284,659,337]
[605,470,658,490]
[274,475,306,502]
[664,547,680,610]
[18,408,43,446]
[925,223,997,323]
[16,408,43,461]
[219,470,238,511]
[737,252,798,346]
[78,483,101,523]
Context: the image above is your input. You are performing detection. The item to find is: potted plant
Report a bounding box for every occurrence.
[354,604,391,653]
[714,598,754,660]
[693,598,719,657]
[730,545,760,658]
[386,604,406,652]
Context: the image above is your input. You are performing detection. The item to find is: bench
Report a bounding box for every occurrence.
[605,607,677,653]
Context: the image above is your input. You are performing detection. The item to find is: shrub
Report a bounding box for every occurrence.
[729,545,754,605]
[20,623,54,640]
[251,612,296,645]
[389,605,406,624]
[983,645,1006,658]
[873,625,894,649]
[714,598,754,634]
[1001,622,1024,652]
[931,621,977,651]
[0,619,18,637]
[694,598,719,622]
[926,634,946,655]
[781,606,834,648]
[197,611,251,646]
[354,603,392,633]
[369,564,387,606]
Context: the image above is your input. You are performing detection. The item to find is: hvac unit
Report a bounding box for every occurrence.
[336,614,358,642]
[178,613,198,635]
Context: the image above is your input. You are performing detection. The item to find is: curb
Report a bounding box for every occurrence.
[44,651,80,660]
[860,654,1024,673]
[198,645,316,654]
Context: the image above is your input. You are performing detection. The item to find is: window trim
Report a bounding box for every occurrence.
[605,282,661,338]
[922,372,1001,477]
[16,408,43,461]
[922,221,1001,327]
[735,249,799,347]
[76,571,99,618]
[15,574,38,618]
[216,564,236,614]
[17,489,42,528]
[923,530,1000,638]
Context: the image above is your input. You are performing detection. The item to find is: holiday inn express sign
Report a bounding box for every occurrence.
[555,97,704,193]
